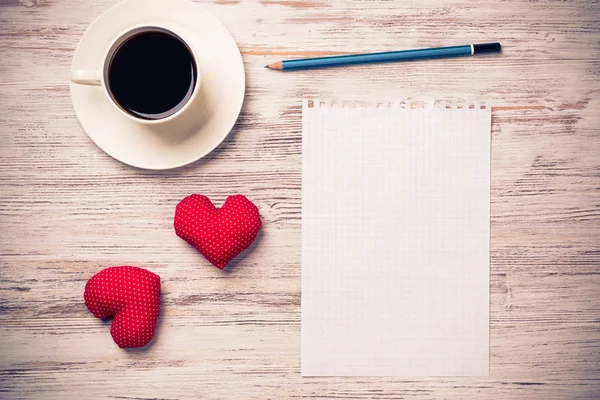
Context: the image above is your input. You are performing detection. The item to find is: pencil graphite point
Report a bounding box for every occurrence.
[266,61,283,71]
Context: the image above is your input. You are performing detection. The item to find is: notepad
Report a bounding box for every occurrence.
[301,100,491,377]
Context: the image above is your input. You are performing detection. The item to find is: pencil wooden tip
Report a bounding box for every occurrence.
[266,61,283,70]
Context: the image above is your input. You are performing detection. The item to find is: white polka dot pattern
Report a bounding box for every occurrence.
[174,194,262,269]
[84,266,161,349]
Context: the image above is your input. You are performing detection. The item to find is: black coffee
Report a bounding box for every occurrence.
[108,30,197,120]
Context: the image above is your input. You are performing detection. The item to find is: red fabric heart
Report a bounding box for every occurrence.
[84,266,161,348]
[174,194,262,269]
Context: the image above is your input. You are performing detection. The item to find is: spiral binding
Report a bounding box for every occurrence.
[303,99,488,110]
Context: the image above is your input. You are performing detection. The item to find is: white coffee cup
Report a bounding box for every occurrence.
[71,25,202,127]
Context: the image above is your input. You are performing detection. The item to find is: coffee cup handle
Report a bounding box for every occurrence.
[71,69,102,86]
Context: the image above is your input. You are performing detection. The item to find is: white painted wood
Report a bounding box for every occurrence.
[0,0,599,398]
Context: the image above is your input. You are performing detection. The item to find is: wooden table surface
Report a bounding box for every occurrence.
[1,0,599,398]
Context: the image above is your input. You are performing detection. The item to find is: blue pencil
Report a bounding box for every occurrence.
[266,42,501,71]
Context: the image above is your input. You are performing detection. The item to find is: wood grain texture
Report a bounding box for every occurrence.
[1,0,599,398]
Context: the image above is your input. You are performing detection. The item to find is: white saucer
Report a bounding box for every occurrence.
[71,0,245,170]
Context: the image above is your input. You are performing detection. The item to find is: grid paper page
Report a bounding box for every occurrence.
[301,100,491,377]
